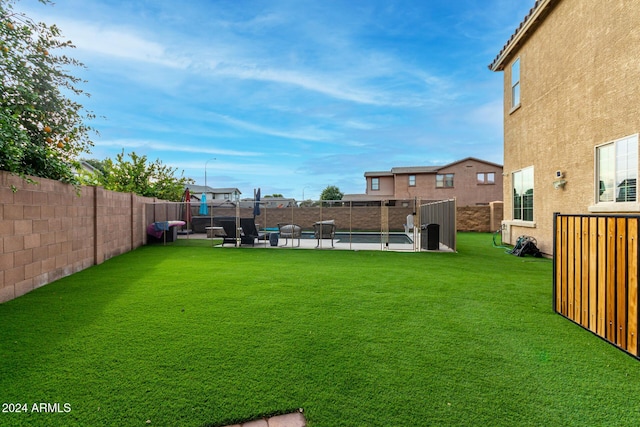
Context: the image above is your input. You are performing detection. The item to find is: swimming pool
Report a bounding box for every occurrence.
[300,231,413,244]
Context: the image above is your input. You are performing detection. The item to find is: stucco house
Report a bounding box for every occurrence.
[489,0,640,255]
[348,157,503,207]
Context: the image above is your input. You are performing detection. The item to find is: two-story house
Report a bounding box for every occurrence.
[489,0,640,255]
[350,157,503,207]
[185,185,241,205]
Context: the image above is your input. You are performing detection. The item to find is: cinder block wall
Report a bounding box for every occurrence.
[206,205,416,231]
[200,204,501,232]
[457,206,490,232]
[1,172,154,303]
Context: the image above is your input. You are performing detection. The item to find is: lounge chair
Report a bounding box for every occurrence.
[218,220,240,246]
[277,223,302,247]
[239,217,265,245]
[313,220,336,248]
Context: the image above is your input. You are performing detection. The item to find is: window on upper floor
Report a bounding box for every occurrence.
[408,175,416,186]
[371,177,379,191]
[511,58,520,109]
[596,134,638,204]
[477,172,495,184]
[513,166,533,221]
[436,173,454,188]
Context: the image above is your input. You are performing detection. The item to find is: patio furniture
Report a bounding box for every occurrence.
[277,223,302,247]
[404,214,415,234]
[205,226,224,239]
[146,220,185,243]
[239,217,265,245]
[313,220,336,248]
[218,220,243,246]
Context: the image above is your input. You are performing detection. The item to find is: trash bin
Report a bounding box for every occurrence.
[269,232,279,247]
[421,223,439,250]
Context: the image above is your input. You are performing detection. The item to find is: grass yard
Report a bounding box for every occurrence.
[1,233,640,426]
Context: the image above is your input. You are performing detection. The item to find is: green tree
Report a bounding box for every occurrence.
[0,0,94,184]
[89,151,194,201]
[320,185,343,201]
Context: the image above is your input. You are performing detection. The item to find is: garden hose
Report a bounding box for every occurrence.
[492,228,510,249]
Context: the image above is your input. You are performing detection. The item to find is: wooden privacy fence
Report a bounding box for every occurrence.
[553,213,639,358]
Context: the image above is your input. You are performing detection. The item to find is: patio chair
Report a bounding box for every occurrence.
[239,217,265,245]
[277,223,302,247]
[218,220,242,246]
[404,214,415,234]
[313,220,336,248]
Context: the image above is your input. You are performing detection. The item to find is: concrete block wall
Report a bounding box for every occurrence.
[1,171,154,303]
[204,205,416,232]
[457,206,489,233]
[184,203,501,233]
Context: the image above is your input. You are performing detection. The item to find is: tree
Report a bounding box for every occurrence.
[86,151,194,201]
[320,185,343,201]
[0,0,94,184]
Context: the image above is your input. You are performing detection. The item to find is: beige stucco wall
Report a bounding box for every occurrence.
[501,0,640,255]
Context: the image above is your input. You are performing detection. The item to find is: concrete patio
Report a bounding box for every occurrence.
[176,231,453,252]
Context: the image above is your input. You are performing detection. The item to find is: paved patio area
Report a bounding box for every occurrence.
[177,231,453,252]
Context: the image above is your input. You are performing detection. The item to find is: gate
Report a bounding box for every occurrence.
[553,213,639,358]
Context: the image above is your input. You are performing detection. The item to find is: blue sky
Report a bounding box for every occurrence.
[24,0,533,200]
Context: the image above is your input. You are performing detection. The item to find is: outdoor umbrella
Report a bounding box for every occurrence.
[182,188,192,224]
[199,192,208,215]
[253,188,261,218]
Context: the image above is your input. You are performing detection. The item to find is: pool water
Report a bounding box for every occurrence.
[300,232,413,244]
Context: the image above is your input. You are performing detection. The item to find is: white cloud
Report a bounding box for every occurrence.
[208,113,341,143]
[95,139,263,157]
[51,18,189,69]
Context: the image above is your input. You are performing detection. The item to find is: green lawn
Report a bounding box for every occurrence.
[1,233,640,426]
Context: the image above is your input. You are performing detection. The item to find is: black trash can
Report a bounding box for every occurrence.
[269,232,279,247]
[421,223,439,250]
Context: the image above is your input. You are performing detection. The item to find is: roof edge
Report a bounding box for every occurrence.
[489,0,560,72]
[441,157,503,169]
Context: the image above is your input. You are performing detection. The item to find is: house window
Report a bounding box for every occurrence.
[511,58,520,109]
[436,173,454,188]
[371,178,379,191]
[513,167,533,221]
[409,175,416,186]
[477,172,495,184]
[597,134,638,203]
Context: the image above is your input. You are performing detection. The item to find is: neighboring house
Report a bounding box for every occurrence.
[239,197,296,209]
[77,160,99,175]
[489,0,640,255]
[186,185,241,205]
[346,157,503,207]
